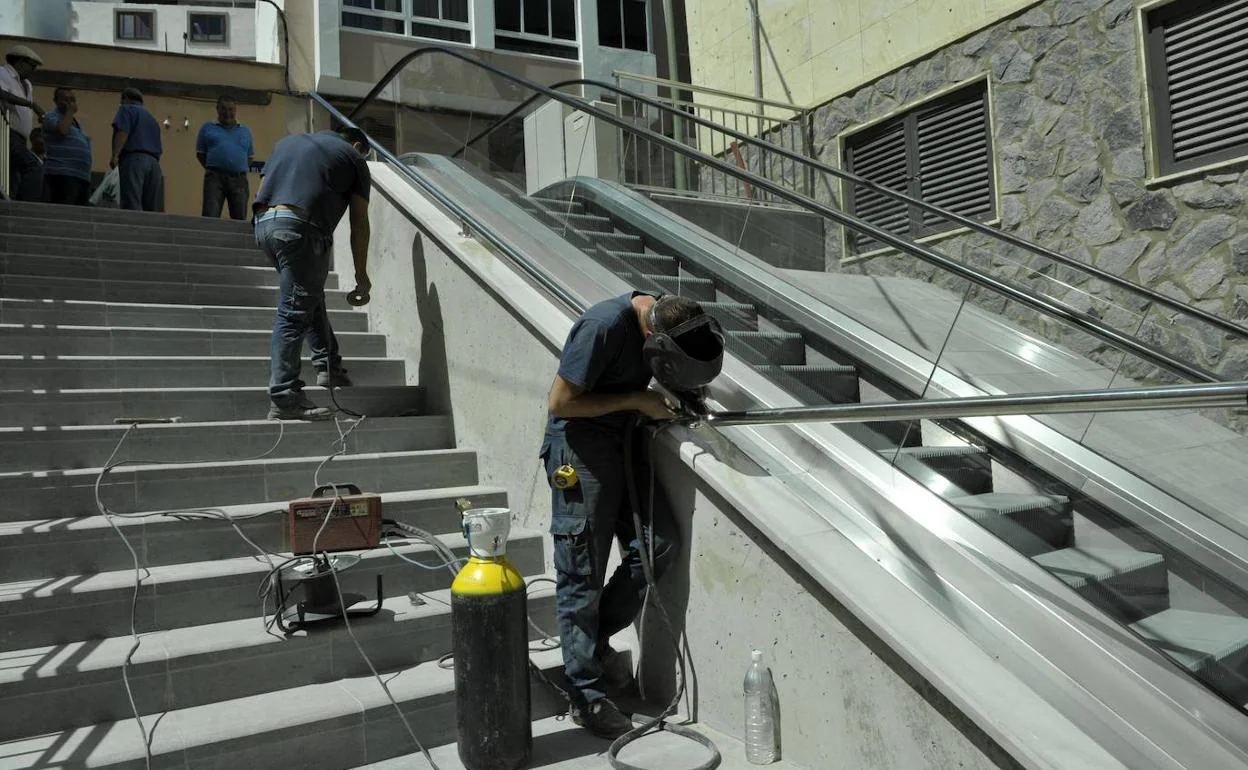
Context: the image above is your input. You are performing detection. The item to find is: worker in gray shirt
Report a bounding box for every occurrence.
[252,126,373,420]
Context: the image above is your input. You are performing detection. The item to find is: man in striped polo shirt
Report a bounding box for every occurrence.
[42,88,93,206]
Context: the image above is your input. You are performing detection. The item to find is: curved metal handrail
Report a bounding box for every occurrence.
[339,45,1218,383]
[445,75,1248,345]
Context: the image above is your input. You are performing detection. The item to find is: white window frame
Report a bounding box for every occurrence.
[341,0,409,36]
[411,0,473,42]
[187,11,229,44]
[115,9,156,42]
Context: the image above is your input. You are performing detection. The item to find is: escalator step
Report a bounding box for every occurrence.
[530,196,586,216]
[1131,609,1248,704]
[728,331,806,366]
[548,212,615,233]
[601,251,679,276]
[702,302,758,332]
[619,273,716,302]
[1033,547,1169,623]
[755,364,858,403]
[950,492,1072,556]
[591,232,645,252]
[880,445,993,496]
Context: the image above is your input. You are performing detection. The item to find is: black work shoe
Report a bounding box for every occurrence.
[601,647,636,695]
[571,698,633,740]
[267,398,333,421]
[316,369,353,388]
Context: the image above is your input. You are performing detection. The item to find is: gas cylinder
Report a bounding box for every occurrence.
[452,507,531,770]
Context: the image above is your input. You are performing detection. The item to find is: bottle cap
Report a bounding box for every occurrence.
[751,649,763,662]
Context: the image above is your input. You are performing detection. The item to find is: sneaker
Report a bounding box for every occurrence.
[267,398,334,421]
[571,698,634,740]
[601,647,636,695]
[316,369,353,388]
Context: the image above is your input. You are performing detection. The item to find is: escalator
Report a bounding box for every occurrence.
[308,49,1248,766]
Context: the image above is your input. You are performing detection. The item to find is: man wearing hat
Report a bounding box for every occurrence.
[0,45,46,201]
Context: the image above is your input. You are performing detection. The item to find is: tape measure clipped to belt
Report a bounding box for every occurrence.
[552,465,578,490]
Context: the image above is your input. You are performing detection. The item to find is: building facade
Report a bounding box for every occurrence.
[70,1,260,59]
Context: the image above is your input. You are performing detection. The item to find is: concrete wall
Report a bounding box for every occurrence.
[1,34,306,216]
[685,0,1039,111]
[349,163,1024,769]
[70,2,257,59]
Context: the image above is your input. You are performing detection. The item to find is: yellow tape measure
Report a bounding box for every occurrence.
[552,464,578,489]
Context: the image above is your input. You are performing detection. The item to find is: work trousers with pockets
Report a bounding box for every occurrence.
[255,214,342,408]
[543,420,678,705]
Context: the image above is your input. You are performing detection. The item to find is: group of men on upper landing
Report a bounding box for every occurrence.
[0,44,255,218]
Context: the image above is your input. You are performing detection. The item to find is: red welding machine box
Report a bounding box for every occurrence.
[287,484,383,555]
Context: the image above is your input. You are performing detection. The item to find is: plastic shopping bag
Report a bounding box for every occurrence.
[90,167,120,208]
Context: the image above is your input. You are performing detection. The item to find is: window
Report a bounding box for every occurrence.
[412,0,471,44]
[188,13,228,43]
[342,0,406,35]
[843,82,993,254]
[115,10,155,41]
[1145,0,1248,175]
[494,0,578,59]
[598,0,648,51]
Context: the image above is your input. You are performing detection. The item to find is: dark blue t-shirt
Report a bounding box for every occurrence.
[544,292,655,441]
[111,103,162,158]
[252,131,370,232]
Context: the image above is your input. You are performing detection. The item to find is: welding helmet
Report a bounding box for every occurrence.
[643,296,725,392]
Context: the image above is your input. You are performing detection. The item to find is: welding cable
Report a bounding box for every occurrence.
[606,419,722,770]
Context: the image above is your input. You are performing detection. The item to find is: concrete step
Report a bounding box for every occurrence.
[881,445,994,497]
[0,354,405,390]
[0,385,426,428]
[0,324,377,357]
[755,363,859,403]
[0,414,450,472]
[530,196,586,216]
[950,492,1073,557]
[0,582,557,741]
[1131,609,1248,706]
[0,581,556,743]
[0,527,545,652]
[0,448,478,522]
[1033,547,1169,623]
[548,212,615,234]
[0,298,369,333]
[0,646,567,769]
[0,233,269,268]
[0,252,334,289]
[0,485,507,581]
[0,215,256,250]
[0,198,252,234]
[619,272,716,302]
[727,330,806,366]
[600,250,678,276]
[0,273,359,309]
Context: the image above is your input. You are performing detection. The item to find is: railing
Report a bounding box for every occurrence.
[0,108,10,199]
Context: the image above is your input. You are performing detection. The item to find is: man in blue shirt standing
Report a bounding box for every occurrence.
[110,88,163,212]
[42,88,92,206]
[197,95,254,220]
[252,127,373,420]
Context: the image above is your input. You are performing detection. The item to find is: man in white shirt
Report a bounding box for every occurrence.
[0,45,46,201]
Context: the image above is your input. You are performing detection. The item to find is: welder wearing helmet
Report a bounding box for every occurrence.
[540,291,723,739]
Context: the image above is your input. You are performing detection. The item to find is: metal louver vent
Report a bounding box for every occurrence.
[843,82,993,255]
[1149,0,1248,173]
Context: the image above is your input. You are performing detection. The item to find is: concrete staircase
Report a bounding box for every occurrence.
[0,201,562,769]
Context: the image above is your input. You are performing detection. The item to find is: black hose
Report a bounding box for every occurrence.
[608,418,721,770]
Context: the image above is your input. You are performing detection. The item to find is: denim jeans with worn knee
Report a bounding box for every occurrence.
[255,215,342,408]
[542,421,679,705]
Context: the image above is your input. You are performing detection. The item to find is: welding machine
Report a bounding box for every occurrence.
[287,483,383,555]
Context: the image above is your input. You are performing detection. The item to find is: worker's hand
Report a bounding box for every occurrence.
[355,273,372,295]
[347,273,372,307]
[634,391,677,421]
[109,155,119,169]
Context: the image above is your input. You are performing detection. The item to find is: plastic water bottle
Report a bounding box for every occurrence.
[743,649,777,764]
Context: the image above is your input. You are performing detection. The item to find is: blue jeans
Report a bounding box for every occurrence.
[543,421,678,705]
[119,152,163,211]
[255,216,342,408]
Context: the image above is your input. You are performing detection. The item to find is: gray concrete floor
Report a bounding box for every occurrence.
[359,715,807,770]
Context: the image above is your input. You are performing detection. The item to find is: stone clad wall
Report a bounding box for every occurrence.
[712,0,1248,386]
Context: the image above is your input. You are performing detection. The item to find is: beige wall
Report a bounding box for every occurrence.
[686,0,1039,111]
[2,35,309,216]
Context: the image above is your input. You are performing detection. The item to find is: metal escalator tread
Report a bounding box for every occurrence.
[949,492,1069,516]
[529,196,586,216]
[701,302,759,332]
[602,250,679,275]
[1131,609,1248,682]
[882,445,985,460]
[618,272,716,302]
[1034,547,1169,623]
[726,331,806,367]
[547,212,615,233]
[1032,547,1164,585]
[589,232,644,250]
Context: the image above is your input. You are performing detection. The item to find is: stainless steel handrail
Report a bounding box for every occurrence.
[703,381,1248,427]
[612,69,802,111]
[454,75,1248,345]
[342,46,1218,383]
